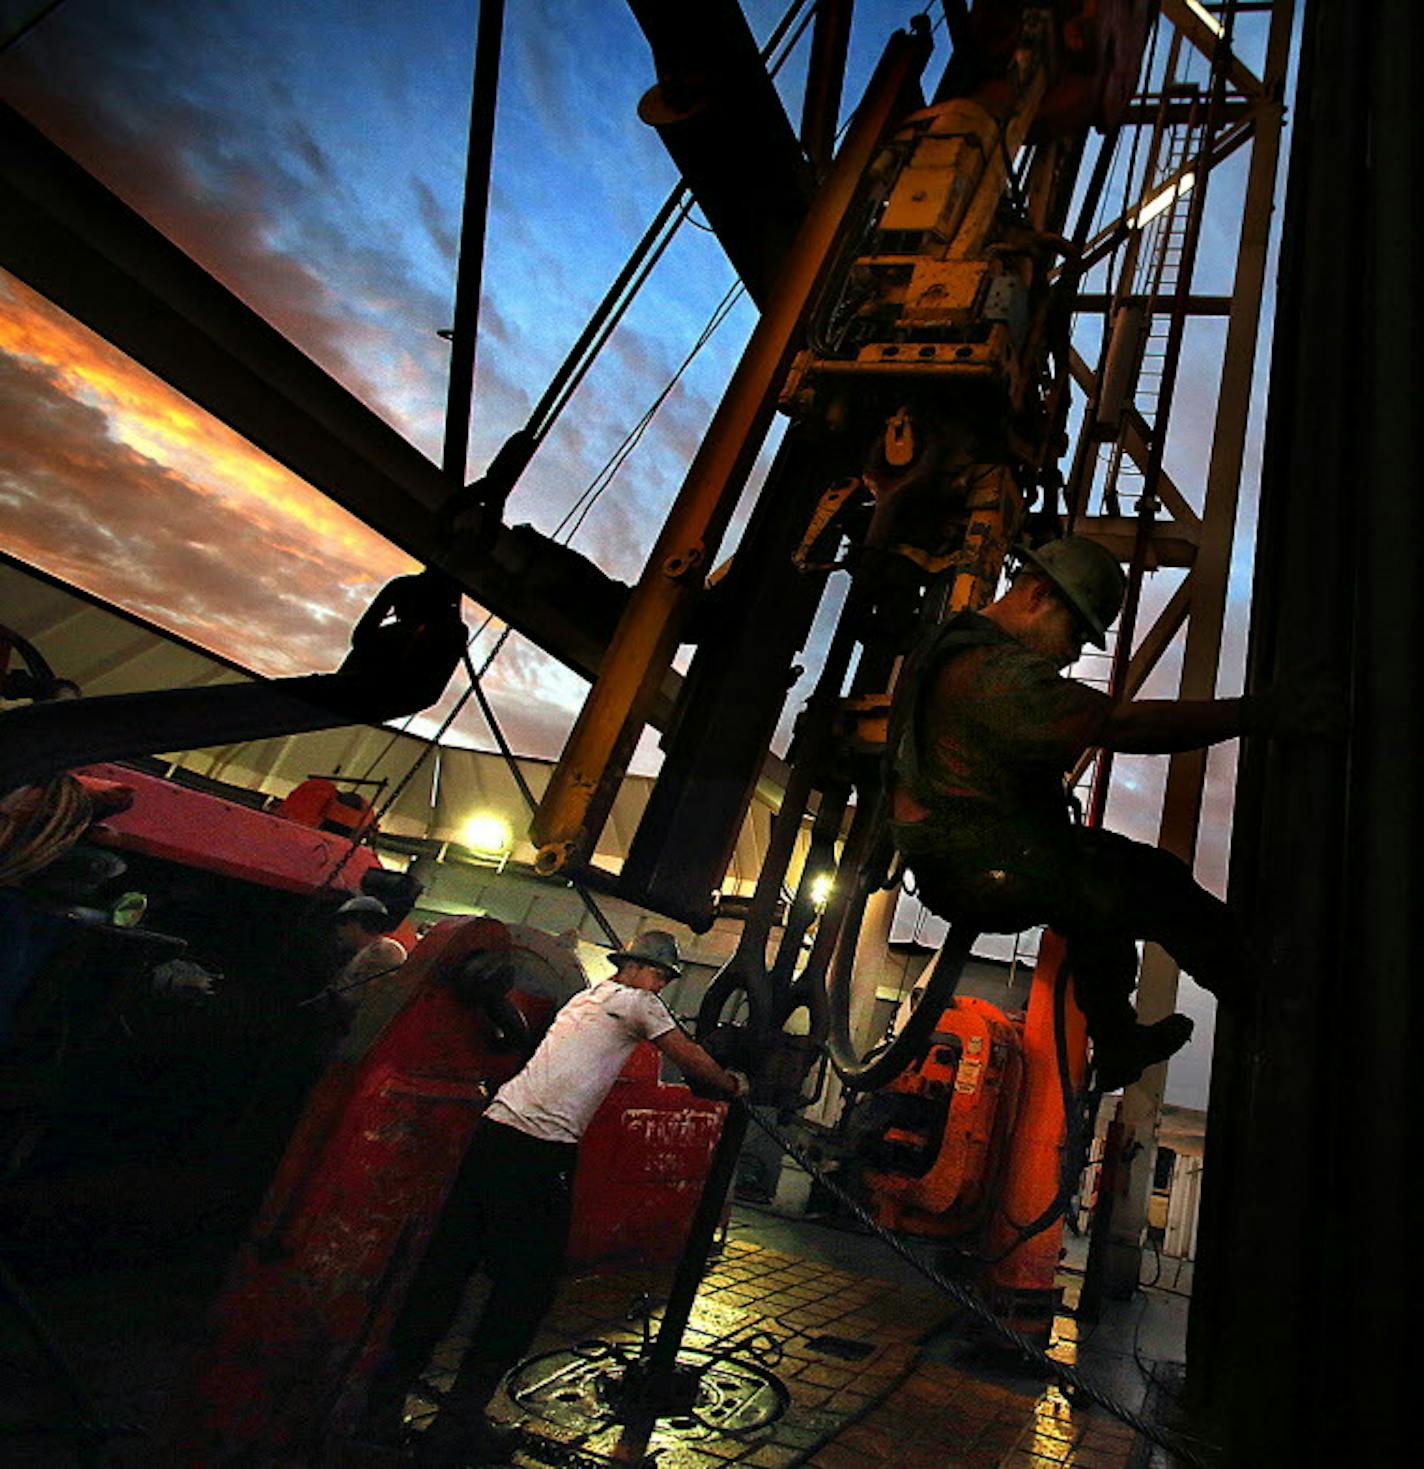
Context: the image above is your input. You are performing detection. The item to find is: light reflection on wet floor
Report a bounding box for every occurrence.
[410,1207,1190,1468]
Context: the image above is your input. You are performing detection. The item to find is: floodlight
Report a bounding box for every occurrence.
[462,812,513,856]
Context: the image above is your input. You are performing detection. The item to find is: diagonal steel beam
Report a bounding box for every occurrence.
[1072,116,1255,272]
[0,102,667,717]
[1160,0,1265,98]
[628,0,814,308]
[1068,348,1201,526]
[1067,571,1193,786]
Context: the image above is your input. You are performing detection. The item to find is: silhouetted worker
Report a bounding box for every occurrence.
[309,893,412,1066]
[368,930,748,1466]
[891,536,1336,1089]
[340,568,467,700]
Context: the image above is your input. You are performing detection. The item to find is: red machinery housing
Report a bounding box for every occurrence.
[84,763,391,896]
[4,762,729,1460]
[161,914,728,1460]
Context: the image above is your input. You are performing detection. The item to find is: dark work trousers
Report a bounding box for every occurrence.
[368,1116,577,1439]
[910,824,1246,1044]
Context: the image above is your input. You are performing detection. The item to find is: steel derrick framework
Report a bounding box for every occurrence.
[0,0,1338,1455]
[523,2,1287,1345]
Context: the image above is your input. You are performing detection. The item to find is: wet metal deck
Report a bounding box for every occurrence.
[0,1205,1190,1465]
[404,1209,1188,1468]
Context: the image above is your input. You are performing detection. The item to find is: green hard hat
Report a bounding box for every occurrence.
[1018,536,1126,648]
[608,929,683,977]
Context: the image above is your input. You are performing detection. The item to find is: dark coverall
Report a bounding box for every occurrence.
[366,1117,575,1444]
[890,611,1244,1049]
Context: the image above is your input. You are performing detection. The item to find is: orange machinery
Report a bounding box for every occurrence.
[860,936,1090,1337]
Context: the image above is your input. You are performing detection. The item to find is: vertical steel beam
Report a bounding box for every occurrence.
[1186,2,1419,1456]
[1097,0,1294,1301]
[441,0,507,484]
[800,0,855,172]
[532,23,932,876]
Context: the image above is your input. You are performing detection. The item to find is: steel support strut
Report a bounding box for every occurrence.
[608,1101,751,1462]
[1097,0,1294,1301]
[1187,2,1418,1457]
[531,23,933,877]
[440,0,507,483]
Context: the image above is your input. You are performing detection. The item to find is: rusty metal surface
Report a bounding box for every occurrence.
[156,917,527,1461]
[567,1044,726,1271]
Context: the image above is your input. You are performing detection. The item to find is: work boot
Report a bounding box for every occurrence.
[410,1411,524,1467]
[1092,1013,1194,1092]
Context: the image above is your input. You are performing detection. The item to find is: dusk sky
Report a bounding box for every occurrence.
[0,1,1289,1105]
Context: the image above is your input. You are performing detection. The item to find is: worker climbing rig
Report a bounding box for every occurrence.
[525,0,1292,1345]
[0,0,1298,1459]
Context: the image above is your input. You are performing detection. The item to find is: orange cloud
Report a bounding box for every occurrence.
[0,273,419,585]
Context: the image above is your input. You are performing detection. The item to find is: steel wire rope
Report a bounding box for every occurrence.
[346,257,740,915]
[522,194,690,452]
[554,281,747,544]
[373,225,741,781]
[534,0,816,537]
[729,1095,1213,1466]
[220,644,492,1041]
[646,997,1210,1466]
[510,1248,957,1453]
[367,0,815,804]
[353,607,510,784]
[512,0,814,461]
[430,0,819,899]
[461,646,623,950]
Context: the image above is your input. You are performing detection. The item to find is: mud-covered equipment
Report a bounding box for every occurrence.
[1017,536,1126,648]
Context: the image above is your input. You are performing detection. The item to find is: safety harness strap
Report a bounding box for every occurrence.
[887,610,1016,814]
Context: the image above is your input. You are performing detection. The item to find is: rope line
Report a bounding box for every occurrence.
[731,1097,1212,1466]
[463,649,622,950]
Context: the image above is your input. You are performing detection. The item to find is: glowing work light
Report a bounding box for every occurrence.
[462,812,513,862]
[1185,0,1224,37]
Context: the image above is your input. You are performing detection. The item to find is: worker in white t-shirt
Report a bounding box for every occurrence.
[369,929,748,1466]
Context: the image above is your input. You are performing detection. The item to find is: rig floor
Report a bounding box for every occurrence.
[0,1197,1191,1467]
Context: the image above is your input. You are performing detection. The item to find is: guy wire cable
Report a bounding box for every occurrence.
[463,647,623,950]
